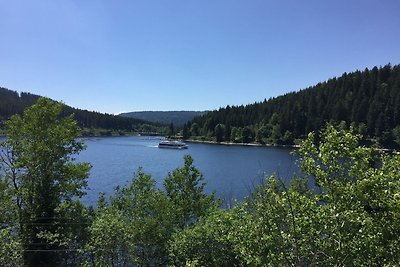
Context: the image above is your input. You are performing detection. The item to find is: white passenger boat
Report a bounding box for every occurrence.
[158,140,188,149]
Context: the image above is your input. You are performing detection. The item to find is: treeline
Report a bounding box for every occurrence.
[120,110,207,127]
[0,87,166,135]
[1,99,399,266]
[186,64,400,147]
[0,88,38,120]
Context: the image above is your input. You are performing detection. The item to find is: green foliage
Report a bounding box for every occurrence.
[182,123,190,139]
[190,122,200,136]
[0,173,23,266]
[168,124,400,266]
[168,122,175,136]
[85,208,132,266]
[255,124,270,144]
[392,125,400,145]
[119,111,206,127]
[296,123,400,265]
[86,169,172,266]
[164,155,218,230]
[282,130,294,144]
[229,177,318,266]
[0,175,15,226]
[168,210,240,267]
[191,64,400,147]
[242,126,254,143]
[214,123,226,142]
[52,200,92,265]
[86,157,219,266]
[0,98,91,266]
[0,87,165,135]
[230,127,241,143]
[0,228,24,266]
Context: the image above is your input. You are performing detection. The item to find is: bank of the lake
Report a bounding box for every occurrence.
[185,139,300,148]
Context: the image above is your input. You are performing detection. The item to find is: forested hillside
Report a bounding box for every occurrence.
[188,64,400,147]
[120,111,207,126]
[0,87,166,135]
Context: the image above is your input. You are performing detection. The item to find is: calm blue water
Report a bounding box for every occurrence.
[77,136,298,206]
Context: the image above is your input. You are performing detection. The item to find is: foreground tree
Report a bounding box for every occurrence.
[296,124,400,265]
[86,156,219,266]
[0,177,23,266]
[86,170,173,266]
[164,155,218,230]
[168,124,400,266]
[0,98,91,266]
[168,209,240,266]
[0,228,23,266]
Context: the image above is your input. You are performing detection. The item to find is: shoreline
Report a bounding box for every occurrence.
[184,139,398,152]
[184,139,299,149]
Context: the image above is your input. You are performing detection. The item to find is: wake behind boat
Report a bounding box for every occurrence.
[158,140,188,149]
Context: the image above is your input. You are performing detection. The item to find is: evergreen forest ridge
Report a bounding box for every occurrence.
[185,64,400,148]
[1,63,400,148]
[0,88,168,136]
[119,111,207,127]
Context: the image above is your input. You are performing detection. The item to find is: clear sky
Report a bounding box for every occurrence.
[1,0,399,114]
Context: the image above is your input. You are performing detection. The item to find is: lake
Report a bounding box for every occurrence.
[77,136,298,206]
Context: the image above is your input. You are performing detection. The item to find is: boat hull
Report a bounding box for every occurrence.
[158,144,188,149]
[158,140,188,149]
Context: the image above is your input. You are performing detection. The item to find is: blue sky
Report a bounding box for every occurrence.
[1,0,399,114]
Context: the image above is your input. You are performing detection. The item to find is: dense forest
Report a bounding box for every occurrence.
[120,111,207,127]
[0,87,166,135]
[186,64,400,147]
[1,99,399,266]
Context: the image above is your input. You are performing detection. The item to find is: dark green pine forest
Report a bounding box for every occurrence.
[0,87,166,135]
[187,64,400,147]
[120,111,207,127]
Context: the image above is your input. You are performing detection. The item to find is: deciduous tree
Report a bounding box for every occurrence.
[164,155,218,230]
[0,98,91,266]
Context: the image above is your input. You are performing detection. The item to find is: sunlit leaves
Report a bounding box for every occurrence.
[87,170,173,266]
[0,98,91,266]
[0,228,23,267]
[164,155,218,230]
[168,124,400,266]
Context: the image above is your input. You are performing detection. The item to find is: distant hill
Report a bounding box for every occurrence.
[119,111,207,127]
[189,64,400,147]
[0,87,166,135]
